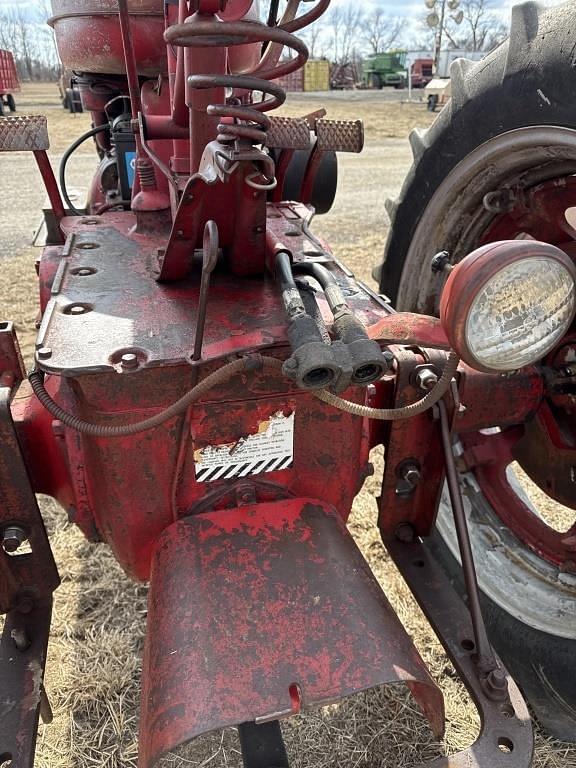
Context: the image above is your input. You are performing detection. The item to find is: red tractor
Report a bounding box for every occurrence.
[0,1,574,766]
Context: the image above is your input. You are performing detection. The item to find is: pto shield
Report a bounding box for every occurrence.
[139,499,444,766]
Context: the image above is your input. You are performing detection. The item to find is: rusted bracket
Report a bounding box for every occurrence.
[0,600,54,768]
[385,535,534,768]
[0,323,60,766]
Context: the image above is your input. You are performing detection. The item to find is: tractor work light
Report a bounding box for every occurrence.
[440,240,576,373]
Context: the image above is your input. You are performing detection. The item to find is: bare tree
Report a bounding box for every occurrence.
[0,1,60,80]
[415,0,507,52]
[300,22,324,59]
[328,7,364,64]
[363,9,403,54]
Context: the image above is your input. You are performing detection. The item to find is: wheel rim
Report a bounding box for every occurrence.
[400,125,576,574]
[397,125,576,313]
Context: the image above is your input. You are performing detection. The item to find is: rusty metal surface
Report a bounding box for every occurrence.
[0,322,25,388]
[385,536,534,768]
[267,116,311,149]
[377,347,448,538]
[49,0,166,76]
[0,115,49,152]
[139,499,444,767]
[0,600,53,768]
[38,213,390,376]
[0,385,60,614]
[315,118,364,154]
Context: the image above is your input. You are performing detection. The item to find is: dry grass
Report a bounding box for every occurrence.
[1,83,575,768]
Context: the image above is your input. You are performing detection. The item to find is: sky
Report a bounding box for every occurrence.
[329,0,518,19]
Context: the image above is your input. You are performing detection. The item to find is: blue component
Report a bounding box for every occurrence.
[125,151,136,188]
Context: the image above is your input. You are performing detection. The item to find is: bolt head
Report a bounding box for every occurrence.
[37,346,52,360]
[2,526,27,553]
[415,368,438,391]
[403,467,421,485]
[395,522,416,544]
[120,353,139,370]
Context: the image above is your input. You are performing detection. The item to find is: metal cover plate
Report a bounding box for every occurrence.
[37,215,390,376]
[37,224,289,375]
[139,499,444,767]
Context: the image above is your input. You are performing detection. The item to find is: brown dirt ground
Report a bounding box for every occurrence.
[1,83,575,768]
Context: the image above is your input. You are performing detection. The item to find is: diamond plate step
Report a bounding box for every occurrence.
[266,116,311,150]
[316,118,364,153]
[0,115,49,152]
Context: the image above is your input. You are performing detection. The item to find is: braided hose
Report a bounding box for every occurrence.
[314,352,460,420]
[29,356,268,438]
[29,353,459,437]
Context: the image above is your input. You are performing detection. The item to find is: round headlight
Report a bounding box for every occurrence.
[440,240,576,373]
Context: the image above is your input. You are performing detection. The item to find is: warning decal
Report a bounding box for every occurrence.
[194,412,294,483]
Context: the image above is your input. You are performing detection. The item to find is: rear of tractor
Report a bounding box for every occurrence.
[0,2,574,767]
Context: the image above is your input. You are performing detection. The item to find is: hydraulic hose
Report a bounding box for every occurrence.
[29,353,460,436]
[59,124,109,215]
[291,261,348,314]
[314,352,460,420]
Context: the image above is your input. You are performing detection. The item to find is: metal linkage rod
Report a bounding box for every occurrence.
[437,399,501,679]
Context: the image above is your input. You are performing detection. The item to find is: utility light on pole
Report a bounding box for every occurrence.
[426,0,463,72]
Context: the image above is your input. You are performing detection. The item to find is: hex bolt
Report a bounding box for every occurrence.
[395,522,416,544]
[2,525,27,553]
[120,353,139,370]
[402,464,421,486]
[37,346,52,360]
[430,251,453,274]
[484,668,509,701]
[415,368,439,392]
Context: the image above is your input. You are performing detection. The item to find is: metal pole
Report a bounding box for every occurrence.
[433,0,446,73]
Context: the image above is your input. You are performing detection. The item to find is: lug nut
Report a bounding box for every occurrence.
[2,525,27,553]
[431,251,453,274]
[37,346,52,360]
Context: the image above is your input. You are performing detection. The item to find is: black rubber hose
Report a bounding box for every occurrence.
[59,124,109,216]
[275,251,307,319]
[292,262,348,313]
[292,262,373,342]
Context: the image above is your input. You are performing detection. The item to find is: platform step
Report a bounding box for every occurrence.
[316,118,364,153]
[0,114,49,152]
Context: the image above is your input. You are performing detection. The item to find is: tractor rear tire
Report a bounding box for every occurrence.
[376,1,576,309]
[374,0,576,742]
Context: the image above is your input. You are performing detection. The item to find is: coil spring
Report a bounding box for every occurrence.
[164,5,327,147]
